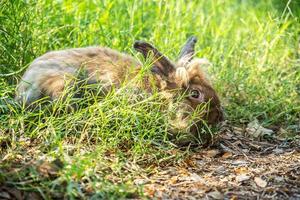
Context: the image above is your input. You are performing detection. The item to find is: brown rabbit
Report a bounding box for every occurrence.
[16,37,223,137]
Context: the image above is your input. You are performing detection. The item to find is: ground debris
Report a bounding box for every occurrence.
[140,128,300,199]
[254,177,268,188]
[0,125,299,199]
[0,186,41,200]
[246,119,274,138]
[37,158,64,178]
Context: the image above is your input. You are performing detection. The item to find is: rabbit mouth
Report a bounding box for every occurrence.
[167,124,205,146]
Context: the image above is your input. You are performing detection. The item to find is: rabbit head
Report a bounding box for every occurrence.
[134,37,223,138]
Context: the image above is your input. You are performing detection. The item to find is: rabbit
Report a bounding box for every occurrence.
[15,36,223,139]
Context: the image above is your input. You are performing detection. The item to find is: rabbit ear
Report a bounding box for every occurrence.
[134,41,175,77]
[178,36,197,62]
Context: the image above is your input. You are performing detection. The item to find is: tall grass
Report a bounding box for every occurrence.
[0,0,299,198]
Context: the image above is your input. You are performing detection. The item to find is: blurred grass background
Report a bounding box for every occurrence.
[1,0,299,125]
[0,0,299,198]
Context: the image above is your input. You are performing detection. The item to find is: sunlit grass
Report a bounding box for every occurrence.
[0,0,299,198]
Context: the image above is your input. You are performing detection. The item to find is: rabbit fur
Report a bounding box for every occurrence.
[16,37,223,136]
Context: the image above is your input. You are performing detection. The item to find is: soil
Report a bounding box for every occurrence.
[139,125,300,200]
[1,124,299,200]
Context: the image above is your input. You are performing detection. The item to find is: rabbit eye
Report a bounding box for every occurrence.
[190,89,200,98]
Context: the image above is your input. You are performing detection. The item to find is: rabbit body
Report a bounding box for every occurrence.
[16,47,140,104]
[16,37,224,139]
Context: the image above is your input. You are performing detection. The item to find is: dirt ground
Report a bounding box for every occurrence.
[1,123,299,200]
[139,125,300,200]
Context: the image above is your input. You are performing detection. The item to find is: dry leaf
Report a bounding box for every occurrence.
[134,178,149,185]
[203,149,220,158]
[222,152,233,159]
[235,167,249,175]
[232,160,249,166]
[2,153,13,161]
[236,174,251,182]
[0,191,10,199]
[246,119,274,138]
[214,166,226,175]
[207,190,223,200]
[0,187,22,200]
[232,127,243,134]
[254,177,267,188]
[84,184,94,194]
[230,196,238,200]
[272,148,284,154]
[38,158,63,177]
[168,176,178,184]
[143,184,156,197]
[190,173,203,182]
[248,143,262,150]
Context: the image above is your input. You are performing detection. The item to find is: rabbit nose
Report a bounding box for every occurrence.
[169,120,189,132]
[168,111,191,133]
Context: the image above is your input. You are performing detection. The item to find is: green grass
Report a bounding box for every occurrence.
[0,0,299,199]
